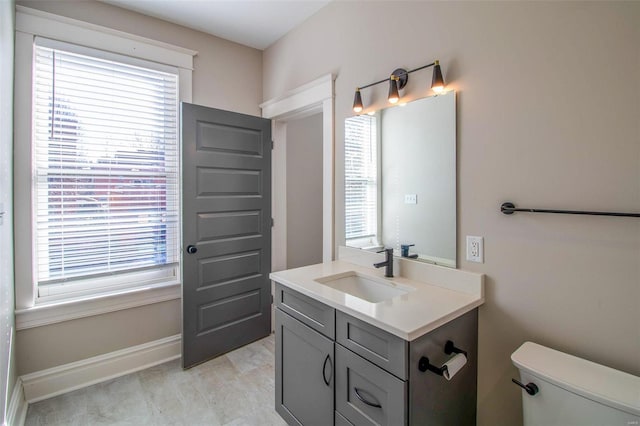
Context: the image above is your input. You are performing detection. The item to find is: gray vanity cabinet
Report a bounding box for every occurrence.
[275,308,334,426]
[275,283,478,426]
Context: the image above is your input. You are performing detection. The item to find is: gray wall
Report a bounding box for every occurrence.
[1,0,16,420]
[286,113,324,269]
[15,0,263,376]
[16,300,180,373]
[263,2,640,425]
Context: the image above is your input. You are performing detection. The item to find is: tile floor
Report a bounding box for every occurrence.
[25,334,287,425]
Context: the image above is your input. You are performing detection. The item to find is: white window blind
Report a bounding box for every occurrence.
[33,39,180,294]
[344,115,378,241]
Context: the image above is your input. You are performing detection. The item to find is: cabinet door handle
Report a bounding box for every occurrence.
[322,354,332,386]
[354,387,382,408]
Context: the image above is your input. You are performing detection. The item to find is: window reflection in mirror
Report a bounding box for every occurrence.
[344,91,456,268]
[345,114,380,249]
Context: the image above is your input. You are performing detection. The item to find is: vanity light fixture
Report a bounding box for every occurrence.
[388,76,400,104]
[431,60,445,93]
[387,69,407,104]
[353,88,363,113]
[352,60,445,113]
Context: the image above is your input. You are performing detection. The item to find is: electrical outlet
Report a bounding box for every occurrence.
[404,194,417,204]
[466,236,484,263]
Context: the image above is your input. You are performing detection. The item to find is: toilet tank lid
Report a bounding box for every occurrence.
[511,342,640,417]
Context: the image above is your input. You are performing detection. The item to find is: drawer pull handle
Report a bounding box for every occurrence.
[354,387,382,408]
[322,354,332,386]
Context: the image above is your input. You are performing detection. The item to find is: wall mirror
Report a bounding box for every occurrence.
[344,91,456,267]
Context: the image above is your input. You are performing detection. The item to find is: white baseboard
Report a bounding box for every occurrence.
[20,334,181,403]
[6,378,27,426]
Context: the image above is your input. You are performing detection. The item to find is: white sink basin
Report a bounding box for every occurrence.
[314,271,413,303]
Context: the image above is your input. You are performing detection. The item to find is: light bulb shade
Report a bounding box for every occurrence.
[388,78,400,104]
[353,89,363,113]
[431,62,445,93]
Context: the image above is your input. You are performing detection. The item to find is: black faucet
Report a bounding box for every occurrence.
[401,244,419,259]
[374,248,394,278]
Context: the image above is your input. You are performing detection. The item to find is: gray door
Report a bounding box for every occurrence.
[181,103,272,368]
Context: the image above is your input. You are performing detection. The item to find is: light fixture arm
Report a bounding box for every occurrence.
[356,62,437,91]
[358,76,394,91]
[352,60,444,113]
[403,61,437,76]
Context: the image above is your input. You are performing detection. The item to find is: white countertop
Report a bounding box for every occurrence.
[270,252,484,341]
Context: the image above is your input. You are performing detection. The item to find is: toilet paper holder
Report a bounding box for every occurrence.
[418,340,467,376]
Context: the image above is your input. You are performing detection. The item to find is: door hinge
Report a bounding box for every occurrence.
[271,293,274,304]
[271,140,274,150]
[271,218,274,227]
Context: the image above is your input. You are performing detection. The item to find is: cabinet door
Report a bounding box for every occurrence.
[336,345,407,426]
[275,308,334,426]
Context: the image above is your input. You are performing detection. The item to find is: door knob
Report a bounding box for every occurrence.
[186,245,198,254]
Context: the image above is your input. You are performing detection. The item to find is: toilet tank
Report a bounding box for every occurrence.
[511,342,640,426]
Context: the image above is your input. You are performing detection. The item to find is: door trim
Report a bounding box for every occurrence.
[260,74,335,266]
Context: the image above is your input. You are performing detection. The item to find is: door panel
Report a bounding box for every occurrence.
[198,251,261,288]
[182,103,272,368]
[196,167,262,195]
[197,211,262,241]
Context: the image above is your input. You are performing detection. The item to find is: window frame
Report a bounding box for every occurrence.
[32,37,181,300]
[14,6,196,329]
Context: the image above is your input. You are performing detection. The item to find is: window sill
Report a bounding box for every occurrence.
[15,282,181,330]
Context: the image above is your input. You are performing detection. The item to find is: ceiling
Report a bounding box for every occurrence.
[100,0,331,50]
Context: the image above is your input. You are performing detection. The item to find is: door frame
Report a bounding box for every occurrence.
[260,74,335,270]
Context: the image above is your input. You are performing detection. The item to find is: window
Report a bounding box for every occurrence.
[32,38,180,300]
[344,114,379,246]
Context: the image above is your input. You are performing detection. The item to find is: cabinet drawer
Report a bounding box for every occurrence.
[336,311,408,379]
[336,345,407,426]
[275,283,335,339]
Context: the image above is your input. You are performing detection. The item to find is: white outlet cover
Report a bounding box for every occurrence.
[404,194,417,204]
[466,235,484,263]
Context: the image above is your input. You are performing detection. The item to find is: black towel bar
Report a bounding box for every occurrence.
[501,202,640,218]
